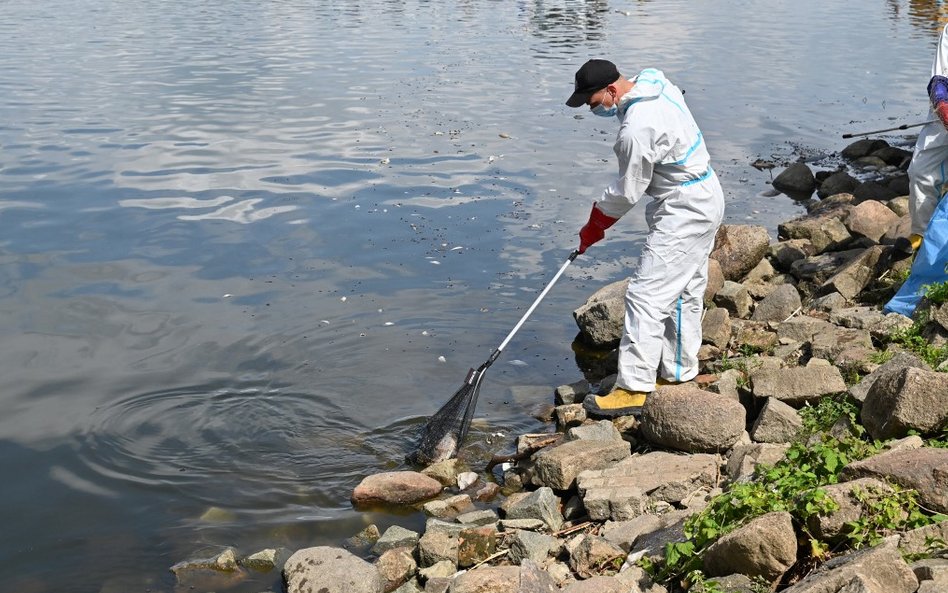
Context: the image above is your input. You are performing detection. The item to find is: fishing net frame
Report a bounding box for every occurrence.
[408,250,578,465]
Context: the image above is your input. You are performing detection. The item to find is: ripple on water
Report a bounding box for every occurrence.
[76,384,419,512]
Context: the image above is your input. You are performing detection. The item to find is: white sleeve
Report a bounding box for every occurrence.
[596,124,656,219]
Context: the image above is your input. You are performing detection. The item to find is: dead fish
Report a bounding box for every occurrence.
[429,433,458,464]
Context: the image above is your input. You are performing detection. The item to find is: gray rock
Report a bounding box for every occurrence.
[806,478,894,542]
[811,326,874,362]
[241,547,291,572]
[507,530,561,564]
[449,565,520,593]
[846,200,900,243]
[501,486,563,532]
[530,439,631,491]
[705,257,726,305]
[710,225,772,281]
[418,559,454,582]
[741,257,776,284]
[375,547,416,593]
[780,539,917,593]
[457,509,498,527]
[776,316,834,343]
[750,398,803,443]
[750,366,847,405]
[554,404,587,431]
[872,145,912,167]
[861,367,948,440]
[841,447,948,513]
[818,171,860,199]
[519,559,559,593]
[555,379,590,405]
[726,443,790,482]
[640,388,746,452]
[423,494,475,519]
[820,246,886,300]
[702,307,731,349]
[351,472,443,507]
[849,352,931,402]
[888,196,911,217]
[807,291,849,313]
[899,521,948,558]
[853,180,899,203]
[810,191,856,215]
[569,535,626,579]
[769,239,817,272]
[703,511,797,582]
[773,162,816,195]
[714,281,752,319]
[565,419,623,442]
[457,525,497,568]
[751,284,801,322]
[417,520,462,568]
[283,546,383,593]
[578,451,720,516]
[830,306,888,330]
[791,249,863,282]
[573,279,626,347]
[842,139,889,160]
[373,526,421,555]
[779,211,853,255]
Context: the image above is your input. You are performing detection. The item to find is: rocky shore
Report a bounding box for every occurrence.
[173,137,948,593]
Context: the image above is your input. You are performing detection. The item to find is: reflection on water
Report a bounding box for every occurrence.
[0,0,944,590]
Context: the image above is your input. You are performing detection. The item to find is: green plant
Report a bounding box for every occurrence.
[924,280,948,305]
[889,317,948,370]
[844,484,947,549]
[868,349,895,365]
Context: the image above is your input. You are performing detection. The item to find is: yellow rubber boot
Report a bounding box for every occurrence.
[583,387,648,418]
[895,233,923,256]
[656,377,682,387]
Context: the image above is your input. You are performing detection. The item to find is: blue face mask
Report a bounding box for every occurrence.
[591,103,618,118]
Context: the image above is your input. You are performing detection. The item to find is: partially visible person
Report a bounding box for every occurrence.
[902,22,948,255]
[565,59,724,417]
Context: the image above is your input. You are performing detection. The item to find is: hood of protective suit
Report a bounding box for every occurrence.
[934,23,948,77]
[615,68,672,118]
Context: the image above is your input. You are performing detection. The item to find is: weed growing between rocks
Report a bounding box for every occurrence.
[642,395,948,590]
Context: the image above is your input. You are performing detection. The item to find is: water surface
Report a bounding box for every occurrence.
[0,1,942,590]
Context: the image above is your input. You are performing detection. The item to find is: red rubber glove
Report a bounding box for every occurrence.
[578,203,619,254]
[936,102,948,131]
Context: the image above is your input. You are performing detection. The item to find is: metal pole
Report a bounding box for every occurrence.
[842,120,936,139]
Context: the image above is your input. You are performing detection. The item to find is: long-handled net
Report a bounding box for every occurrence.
[408,250,579,465]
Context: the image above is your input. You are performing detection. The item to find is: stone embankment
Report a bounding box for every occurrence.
[172,136,948,593]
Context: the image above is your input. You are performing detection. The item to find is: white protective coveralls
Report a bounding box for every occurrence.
[908,22,948,237]
[595,68,725,392]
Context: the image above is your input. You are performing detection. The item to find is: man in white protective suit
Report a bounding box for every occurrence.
[565,59,725,418]
[902,22,948,255]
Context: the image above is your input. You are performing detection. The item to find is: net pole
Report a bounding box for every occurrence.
[495,250,578,355]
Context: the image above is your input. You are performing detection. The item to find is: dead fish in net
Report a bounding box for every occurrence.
[428,433,458,464]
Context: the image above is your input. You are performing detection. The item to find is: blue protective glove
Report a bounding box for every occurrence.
[928,75,948,129]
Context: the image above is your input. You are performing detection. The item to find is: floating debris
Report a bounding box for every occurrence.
[384,322,394,326]
[380,157,390,165]
[499,132,511,139]
[222,294,232,298]
[437,355,447,363]
[320,320,330,325]
[340,296,347,302]
[508,360,528,367]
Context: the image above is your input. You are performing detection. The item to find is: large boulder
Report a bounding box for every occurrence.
[861,367,948,440]
[449,565,520,593]
[845,200,900,243]
[751,284,802,322]
[710,225,772,281]
[790,249,863,283]
[773,162,816,196]
[780,539,917,593]
[573,279,626,347]
[703,511,797,582]
[805,478,894,543]
[500,487,563,532]
[819,246,886,300]
[640,388,746,452]
[779,210,853,254]
[750,397,803,443]
[841,447,948,514]
[750,366,847,406]
[530,439,631,491]
[713,281,752,319]
[283,547,383,593]
[842,139,889,160]
[818,171,859,199]
[849,352,932,402]
[351,471,442,507]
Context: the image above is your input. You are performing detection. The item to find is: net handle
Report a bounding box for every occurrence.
[494,250,579,356]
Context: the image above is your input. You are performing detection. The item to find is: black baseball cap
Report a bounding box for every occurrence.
[566,59,621,107]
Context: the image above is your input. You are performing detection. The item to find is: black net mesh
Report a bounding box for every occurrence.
[407,366,485,465]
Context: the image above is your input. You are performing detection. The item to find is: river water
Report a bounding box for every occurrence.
[0,1,942,591]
